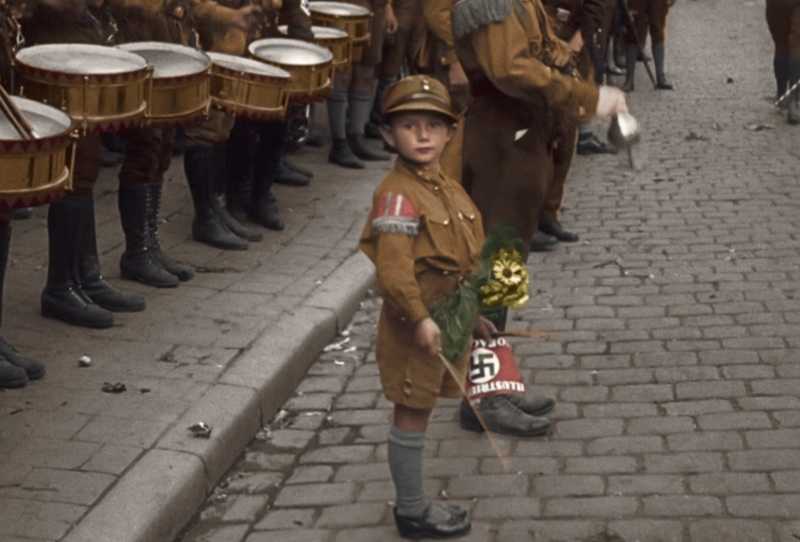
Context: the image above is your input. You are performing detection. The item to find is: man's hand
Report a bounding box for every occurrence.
[473,316,497,341]
[567,30,584,53]
[414,317,442,358]
[385,3,398,34]
[448,60,468,88]
[595,85,628,118]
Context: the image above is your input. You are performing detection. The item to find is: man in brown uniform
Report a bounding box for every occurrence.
[623,0,673,91]
[453,0,626,260]
[25,0,147,328]
[0,0,46,387]
[766,0,800,124]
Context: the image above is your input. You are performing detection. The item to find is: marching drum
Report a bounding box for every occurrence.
[0,96,75,210]
[14,44,149,131]
[118,42,211,125]
[207,52,290,120]
[278,25,351,70]
[308,1,371,63]
[248,38,333,103]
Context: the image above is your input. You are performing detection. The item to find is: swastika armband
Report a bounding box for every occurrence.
[371,192,420,236]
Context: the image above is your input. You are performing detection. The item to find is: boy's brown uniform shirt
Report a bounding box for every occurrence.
[359,159,485,409]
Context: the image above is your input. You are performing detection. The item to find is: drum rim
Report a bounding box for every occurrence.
[308,1,371,17]
[15,43,149,76]
[117,41,211,79]
[248,38,334,66]
[278,24,349,40]
[0,95,73,145]
[207,52,291,80]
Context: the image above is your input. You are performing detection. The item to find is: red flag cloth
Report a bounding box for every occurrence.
[466,338,526,401]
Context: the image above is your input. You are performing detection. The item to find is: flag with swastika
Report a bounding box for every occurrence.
[466,338,526,400]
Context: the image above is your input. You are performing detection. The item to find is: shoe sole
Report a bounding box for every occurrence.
[120,269,179,289]
[41,306,114,329]
[397,524,471,539]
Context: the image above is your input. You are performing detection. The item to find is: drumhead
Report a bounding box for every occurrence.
[15,44,147,75]
[207,52,290,79]
[278,25,349,40]
[118,42,210,78]
[0,96,72,140]
[309,1,370,17]
[249,39,333,67]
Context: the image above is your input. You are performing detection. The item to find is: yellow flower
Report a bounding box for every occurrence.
[480,248,530,309]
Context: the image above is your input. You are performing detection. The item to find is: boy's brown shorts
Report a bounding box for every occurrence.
[376,310,469,410]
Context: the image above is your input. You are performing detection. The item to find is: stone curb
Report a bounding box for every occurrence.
[63,252,375,542]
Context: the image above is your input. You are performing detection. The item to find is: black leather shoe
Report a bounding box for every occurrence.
[329,138,365,169]
[0,338,45,380]
[539,217,579,243]
[274,159,311,187]
[507,394,555,416]
[530,230,559,252]
[213,196,263,242]
[460,395,551,437]
[393,504,471,540]
[81,277,146,313]
[41,287,114,329]
[283,157,314,179]
[0,358,27,388]
[348,134,391,161]
[656,78,674,90]
[251,193,285,231]
[577,134,613,155]
[607,65,625,76]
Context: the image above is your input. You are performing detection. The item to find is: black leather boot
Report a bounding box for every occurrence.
[145,182,195,281]
[282,157,314,179]
[274,157,310,187]
[539,215,579,242]
[251,191,285,231]
[329,138,365,169]
[250,122,286,231]
[652,43,674,90]
[788,59,800,125]
[0,337,45,381]
[42,198,114,328]
[185,146,248,251]
[530,230,559,252]
[623,45,637,92]
[118,185,179,288]
[226,127,255,225]
[0,222,36,387]
[393,503,471,540]
[460,395,550,437]
[212,143,262,242]
[506,393,555,416]
[347,133,391,161]
[775,54,789,100]
[78,198,146,312]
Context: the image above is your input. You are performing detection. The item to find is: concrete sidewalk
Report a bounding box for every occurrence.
[0,141,380,541]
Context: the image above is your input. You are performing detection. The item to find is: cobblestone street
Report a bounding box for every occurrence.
[180,0,800,541]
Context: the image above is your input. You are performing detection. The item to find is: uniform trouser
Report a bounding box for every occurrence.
[542,114,579,222]
[627,0,670,46]
[0,211,9,327]
[462,93,565,259]
[766,0,800,95]
[380,0,425,78]
[184,110,235,147]
[119,127,176,186]
[71,134,103,197]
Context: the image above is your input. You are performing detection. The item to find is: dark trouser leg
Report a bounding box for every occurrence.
[624,44,638,92]
[0,217,31,388]
[226,119,258,222]
[541,119,580,242]
[184,144,248,250]
[348,65,390,161]
[787,5,800,123]
[250,121,285,231]
[211,142,263,242]
[767,0,792,98]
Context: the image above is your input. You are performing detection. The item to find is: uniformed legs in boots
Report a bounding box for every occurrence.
[789,58,800,124]
[328,72,365,169]
[118,127,193,287]
[0,215,46,388]
[623,43,637,92]
[251,121,287,231]
[767,1,800,124]
[227,120,262,222]
[348,78,391,162]
[649,0,673,90]
[211,143,263,242]
[184,144,248,250]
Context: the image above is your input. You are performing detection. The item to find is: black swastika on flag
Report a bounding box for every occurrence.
[469,348,500,384]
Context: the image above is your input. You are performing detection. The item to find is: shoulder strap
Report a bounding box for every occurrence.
[452,0,513,40]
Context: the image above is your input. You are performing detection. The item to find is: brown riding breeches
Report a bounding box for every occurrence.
[542,114,578,221]
[380,0,425,78]
[766,0,800,58]
[119,127,176,186]
[462,93,567,258]
[627,0,669,46]
[71,134,103,197]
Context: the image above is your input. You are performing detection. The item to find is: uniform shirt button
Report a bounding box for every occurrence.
[443,270,450,275]
[458,212,464,220]
[443,219,450,225]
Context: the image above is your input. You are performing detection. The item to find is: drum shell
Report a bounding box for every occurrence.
[309,10,371,63]
[249,40,334,105]
[210,64,289,121]
[143,70,211,125]
[314,32,352,70]
[15,65,148,132]
[0,133,74,210]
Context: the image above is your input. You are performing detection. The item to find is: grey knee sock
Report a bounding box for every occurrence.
[388,426,428,518]
[652,42,666,81]
[348,90,375,137]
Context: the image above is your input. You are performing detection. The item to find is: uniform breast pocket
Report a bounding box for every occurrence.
[420,214,457,260]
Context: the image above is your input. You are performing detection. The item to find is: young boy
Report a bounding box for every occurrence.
[359,75,492,539]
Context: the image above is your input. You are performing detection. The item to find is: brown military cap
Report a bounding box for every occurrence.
[382,75,458,122]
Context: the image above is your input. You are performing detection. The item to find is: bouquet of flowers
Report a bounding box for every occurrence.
[430,225,530,362]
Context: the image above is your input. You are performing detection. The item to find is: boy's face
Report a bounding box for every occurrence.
[381,112,454,167]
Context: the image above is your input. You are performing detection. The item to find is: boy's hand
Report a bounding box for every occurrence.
[474,316,497,341]
[415,317,442,358]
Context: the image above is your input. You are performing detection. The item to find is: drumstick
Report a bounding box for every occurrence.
[0,84,35,140]
[437,352,512,471]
